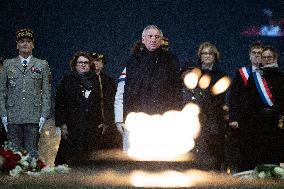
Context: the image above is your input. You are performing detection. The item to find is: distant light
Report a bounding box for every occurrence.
[260,25,281,37]
[262,8,272,17]
[45,131,50,136]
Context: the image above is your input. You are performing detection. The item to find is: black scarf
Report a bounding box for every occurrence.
[71,71,94,90]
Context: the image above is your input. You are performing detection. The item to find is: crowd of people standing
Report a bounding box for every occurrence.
[0,25,283,171]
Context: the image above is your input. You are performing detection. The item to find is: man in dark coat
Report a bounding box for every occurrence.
[241,46,284,170]
[124,25,181,117]
[229,42,264,128]
[122,25,181,152]
[227,41,264,172]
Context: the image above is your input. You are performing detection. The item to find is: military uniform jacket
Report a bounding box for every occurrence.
[0,56,51,124]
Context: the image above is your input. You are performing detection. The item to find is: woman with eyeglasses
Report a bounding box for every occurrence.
[181,42,228,171]
[241,46,284,170]
[54,51,110,166]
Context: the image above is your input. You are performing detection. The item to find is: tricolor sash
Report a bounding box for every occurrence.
[253,72,274,106]
[118,67,126,82]
[239,66,251,86]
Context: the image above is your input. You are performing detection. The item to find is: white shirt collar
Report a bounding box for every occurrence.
[202,63,213,71]
[252,65,258,71]
[19,55,32,64]
[263,63,278,68]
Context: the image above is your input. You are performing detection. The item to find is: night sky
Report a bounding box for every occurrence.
[1,0,284,96]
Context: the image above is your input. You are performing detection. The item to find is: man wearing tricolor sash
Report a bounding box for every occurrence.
[229,42,264,129]
[226,42,264,172]
[241,46,284,170]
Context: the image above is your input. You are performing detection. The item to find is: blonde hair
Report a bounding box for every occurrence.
[197,42,220,62]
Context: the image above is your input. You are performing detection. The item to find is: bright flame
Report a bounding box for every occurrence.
[211,76,231,95]
[45,131,50,136]
[125,103,200,161]
[183,68,202,89]
[198,74,211,89]
[130,170,203,187]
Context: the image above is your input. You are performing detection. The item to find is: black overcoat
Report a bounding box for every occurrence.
[54,71,115,165]
[181,65,227,169]
[124,47,182,118]
[242,67,284,169]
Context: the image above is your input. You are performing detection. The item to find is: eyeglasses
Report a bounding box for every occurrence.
[251,51,262,55]
[262,56,274,60]
[77,61,90,65]
[201,52,214,56]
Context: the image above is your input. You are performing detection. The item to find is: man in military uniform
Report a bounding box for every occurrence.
[0,28,51,159]
[0,53,7,146]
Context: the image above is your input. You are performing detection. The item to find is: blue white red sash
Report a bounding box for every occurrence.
[253,72,274,106]
[239,66,251,86]
[118,67,126,82]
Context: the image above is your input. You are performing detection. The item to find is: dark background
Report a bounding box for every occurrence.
[1,0,284,96]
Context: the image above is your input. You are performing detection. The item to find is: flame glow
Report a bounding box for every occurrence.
[198,74,211,89]
[130,170,206,187]
[211,76,231,95]
[125,103,200,161]
[184,68,202,89]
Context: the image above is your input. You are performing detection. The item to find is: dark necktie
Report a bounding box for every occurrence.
[22,60,28,70]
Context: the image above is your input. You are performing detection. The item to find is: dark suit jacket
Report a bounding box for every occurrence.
[243,67,284,165]
[228,66,252,123]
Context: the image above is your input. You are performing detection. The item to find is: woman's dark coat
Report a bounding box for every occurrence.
[181,64,227,170]
[54,71,115,165]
